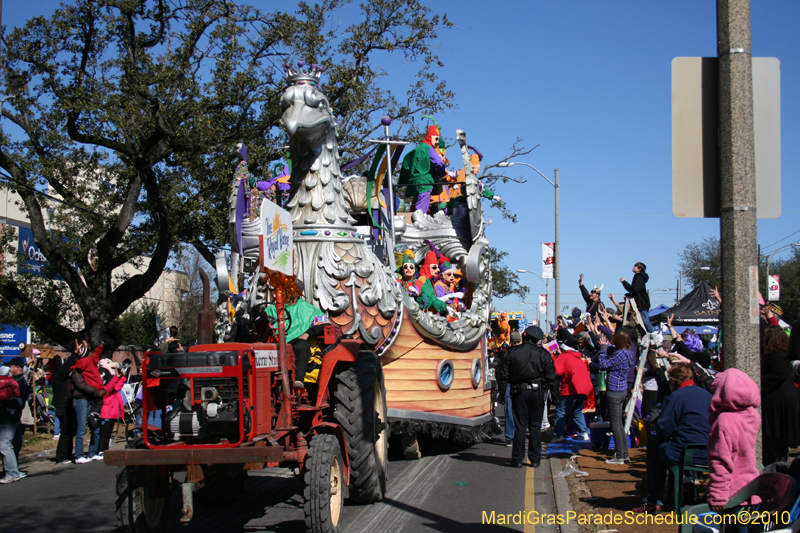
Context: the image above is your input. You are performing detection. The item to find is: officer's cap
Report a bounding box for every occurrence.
[523,326,544,341]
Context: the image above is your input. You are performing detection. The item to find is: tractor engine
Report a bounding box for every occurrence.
[145,350,253,445]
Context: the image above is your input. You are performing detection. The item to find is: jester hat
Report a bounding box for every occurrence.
[418,250,439,280]
[395,249,416,275]
[438,255,454,273]
[423,125,440,148]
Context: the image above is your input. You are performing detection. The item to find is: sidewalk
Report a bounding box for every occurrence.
[16,435,128,477]
[570,448,678,533]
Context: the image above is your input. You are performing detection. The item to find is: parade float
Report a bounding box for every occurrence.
[489,311,527,349]
[214,63,495,455]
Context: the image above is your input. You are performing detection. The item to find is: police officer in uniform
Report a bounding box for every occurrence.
[497,326,558,468]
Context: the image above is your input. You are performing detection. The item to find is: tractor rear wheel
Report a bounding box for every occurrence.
[303,433,344,533]
[117,465,171,533]
[333,351,387,503]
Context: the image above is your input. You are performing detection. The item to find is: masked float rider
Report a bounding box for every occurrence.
[441,151,502,211]
[398,125,448,213]
[265,280,329,390]
[413,251,450,315]
[397,249,420,297]
[434,256,463,317]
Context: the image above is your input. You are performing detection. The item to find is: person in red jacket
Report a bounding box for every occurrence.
[70,341,106,464]
[72,342,105,391]
[551,344,593,442]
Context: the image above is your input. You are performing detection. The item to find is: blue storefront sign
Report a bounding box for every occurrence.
[0,324,29,363]
[15,225,73,280]
[17,226,50,277]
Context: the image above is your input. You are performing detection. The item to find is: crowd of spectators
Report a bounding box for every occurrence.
[0,333,149,482]
[491,262,800,514]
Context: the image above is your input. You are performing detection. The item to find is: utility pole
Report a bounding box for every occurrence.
[717,0,759,374]
[554,169,560,324]
[717,0,760,458]
[545,278,549,332]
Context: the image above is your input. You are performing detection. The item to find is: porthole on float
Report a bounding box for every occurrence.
[471,358,481,388]
[436,359,454,391]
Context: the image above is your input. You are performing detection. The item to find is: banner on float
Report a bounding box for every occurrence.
[259,198,294,276]
[768,275,780,301]
[542,243,554,279]
[539,294,547,315]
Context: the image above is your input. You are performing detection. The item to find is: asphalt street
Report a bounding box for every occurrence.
[1,434,560,533]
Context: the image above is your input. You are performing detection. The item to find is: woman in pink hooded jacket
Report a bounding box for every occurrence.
[706,368,760,511]
[96,360,127,457]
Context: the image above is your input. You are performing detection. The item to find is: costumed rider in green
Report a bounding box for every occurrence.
[265,279,330,389]
[413,250,459,315]
[397,120,447,213]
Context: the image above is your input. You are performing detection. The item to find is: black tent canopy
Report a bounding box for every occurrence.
[651,281,720,326]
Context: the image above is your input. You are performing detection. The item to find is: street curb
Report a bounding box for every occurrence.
[19,438,127,465]
[549,457,579,533]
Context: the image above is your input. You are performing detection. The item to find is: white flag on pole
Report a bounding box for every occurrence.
[542,242,554,279]
[539,294,547,315]
[768,274,780,301]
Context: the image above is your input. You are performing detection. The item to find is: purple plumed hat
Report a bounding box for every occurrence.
[683,333,703,353]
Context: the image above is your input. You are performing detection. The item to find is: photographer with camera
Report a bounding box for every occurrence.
[158,326,184,353]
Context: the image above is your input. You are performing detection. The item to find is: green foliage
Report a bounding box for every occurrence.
[489,247,529,300]
[678,236,722,291]
[679,236,800,323]
[765,247,800,324]
[109,302,159,347]
[0,0,456,348]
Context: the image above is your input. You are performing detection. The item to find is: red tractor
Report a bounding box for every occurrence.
[104,282,388,533]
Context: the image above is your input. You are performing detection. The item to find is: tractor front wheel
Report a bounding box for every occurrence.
[303,433,344,533]
[116,465,171,533]
[333,351,387,503]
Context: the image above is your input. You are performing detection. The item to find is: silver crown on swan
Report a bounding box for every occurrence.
[284,61,323,86]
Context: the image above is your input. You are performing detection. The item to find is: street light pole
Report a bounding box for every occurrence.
[545,278,549,329]
[501,162,559,322]
[554,169,560,321]
[517,269,549,331]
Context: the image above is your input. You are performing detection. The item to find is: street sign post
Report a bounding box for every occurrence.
[672,57,781,218]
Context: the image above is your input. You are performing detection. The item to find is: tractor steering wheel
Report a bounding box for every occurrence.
[282,306,293,335]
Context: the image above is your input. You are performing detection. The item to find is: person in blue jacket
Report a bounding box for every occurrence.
[634,362,712,513]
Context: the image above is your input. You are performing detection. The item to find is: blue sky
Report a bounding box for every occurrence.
[423,0,800,321]
[4,1,799,324]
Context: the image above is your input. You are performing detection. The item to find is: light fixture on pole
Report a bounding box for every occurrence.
[677,266,711,303]
[500,162,559,322]
[1,74,28,115]
[518,301,538,326]
[517,269,549,331]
